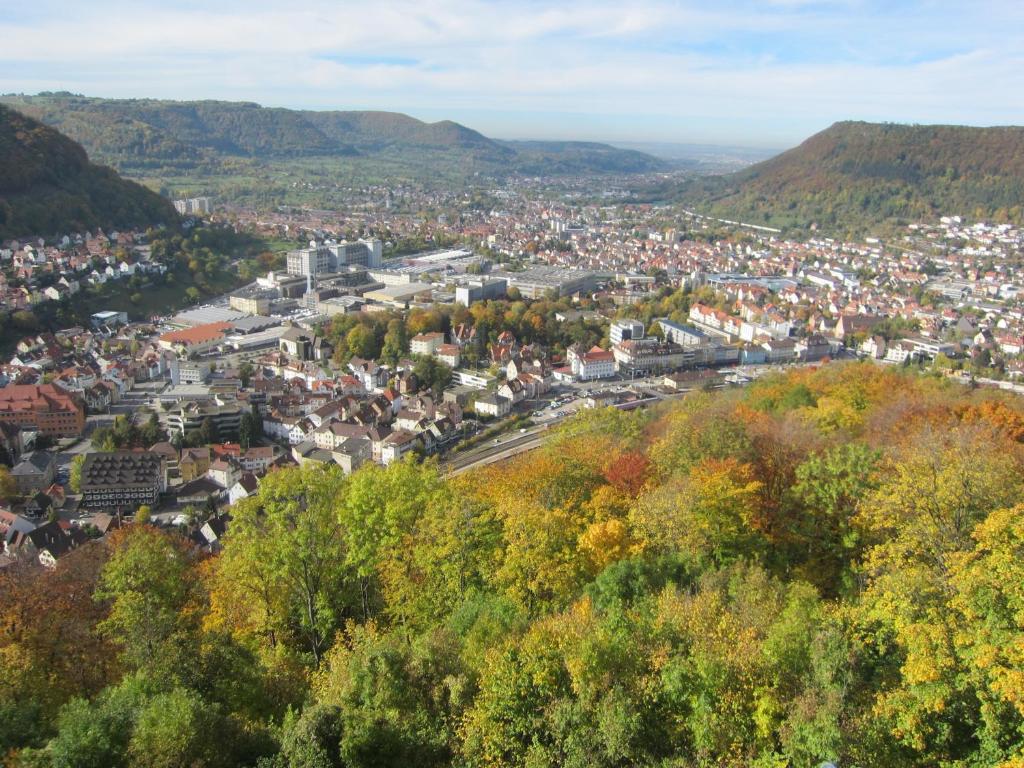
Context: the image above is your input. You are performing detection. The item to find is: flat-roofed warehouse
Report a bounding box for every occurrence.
[493,267,597,299]
[362,283,434,308]
[169,306,248,327]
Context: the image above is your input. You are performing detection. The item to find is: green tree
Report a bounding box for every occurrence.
[851,425,1023,760]
[789,443,881,594]
[381,319,408,367]
[412,356,451,396]
[94,528,195,673]
[69,454,85,494]
[346,325,378,360]
[238,361,254,388]
[272,705,345,768]
[0,466,16,501]
[127,688,221,768]
[11,310,39,333]
[314,623,465,768]
[213,466,350,666]
[139,413,163,446]
[239,413,255,451]
[46,676,153,768]
[197,417,216,446]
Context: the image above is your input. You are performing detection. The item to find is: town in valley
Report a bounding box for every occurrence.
[1,174,1021,565]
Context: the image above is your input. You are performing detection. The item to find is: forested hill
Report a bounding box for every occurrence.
[0,93,665,179]
[680,120,1024,232]
[0,104,179,239]
[10,362,1024,766]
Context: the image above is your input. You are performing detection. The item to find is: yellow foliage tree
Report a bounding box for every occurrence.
[630,457,764,566]
[578,518,640,575]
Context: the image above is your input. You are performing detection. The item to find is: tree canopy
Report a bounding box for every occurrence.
[10,362,1024,767]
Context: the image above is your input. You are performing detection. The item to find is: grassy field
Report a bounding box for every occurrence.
[11,267,253,352]
[76,270,245,321]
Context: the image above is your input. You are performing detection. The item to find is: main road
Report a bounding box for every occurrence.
[439,362,802,476]
[441,392,683,477]
[442,425,552,477]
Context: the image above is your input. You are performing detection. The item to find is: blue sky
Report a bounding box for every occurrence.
[0,0,1021,148]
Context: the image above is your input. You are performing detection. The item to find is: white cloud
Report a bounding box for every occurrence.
[0,0,1021,144]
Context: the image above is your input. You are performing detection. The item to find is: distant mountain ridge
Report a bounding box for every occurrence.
[0,103,178,239]
[0,93,664,179]
[679,120,1024,232]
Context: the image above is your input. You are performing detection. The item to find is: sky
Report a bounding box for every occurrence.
[0,0,1022,149]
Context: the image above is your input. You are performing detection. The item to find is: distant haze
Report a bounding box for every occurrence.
[607,141,781,170]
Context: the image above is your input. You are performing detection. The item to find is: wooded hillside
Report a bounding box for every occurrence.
[0,104,178,239]
[0,94,665,183]
[682,121,1024,232]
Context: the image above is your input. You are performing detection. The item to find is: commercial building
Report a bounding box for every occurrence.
[455,278,508,306]
[79,452,167,511]
[612,339,693,375]
[451,370,495,389]
[367,269,420,286]
[169,307,247,328]
[567,345,616,381]
[0,384,85,437]
[658,319,712,347]
[90,310,128,328]
[902,336,958,359]
[173,361,212,385]
[317,296,365,316]
[331,239,383,269]
[609,320,645,344]
[287,244,332,279]
[229,288,274,316]
[362,283,433,308]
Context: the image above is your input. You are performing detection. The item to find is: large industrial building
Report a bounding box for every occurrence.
[286,239,383,278]
[493,267,597,299]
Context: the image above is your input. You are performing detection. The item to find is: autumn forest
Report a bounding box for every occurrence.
[6,362,1024,768]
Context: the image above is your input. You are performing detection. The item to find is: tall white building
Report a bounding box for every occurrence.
[287,238,383,278]
[173,197,213,215]
[410,332,445,356]
[455,277,507,306]
[610,319,644,344]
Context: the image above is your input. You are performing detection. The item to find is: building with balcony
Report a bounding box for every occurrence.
[166,401,245,440]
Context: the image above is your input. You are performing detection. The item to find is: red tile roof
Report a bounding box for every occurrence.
[159,322,233,346]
